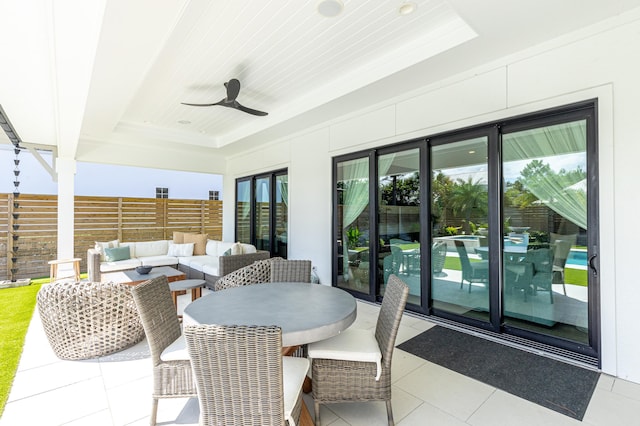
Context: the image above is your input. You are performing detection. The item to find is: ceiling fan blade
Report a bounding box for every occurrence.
[235,101,268,116]
[225,79,241,101]
[181,101,220,107]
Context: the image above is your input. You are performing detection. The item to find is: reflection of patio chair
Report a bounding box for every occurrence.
[550,233,577,295]
[432,241,447,276]
[528,248,554,303]
[383,246,403,283]
[454,240,488,292]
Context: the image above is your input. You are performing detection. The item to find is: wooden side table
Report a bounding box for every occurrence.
[48,258,81,282]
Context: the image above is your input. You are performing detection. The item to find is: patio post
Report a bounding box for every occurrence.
[56,157,76,264]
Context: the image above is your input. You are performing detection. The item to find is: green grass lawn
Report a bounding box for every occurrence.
[0,283,42,416]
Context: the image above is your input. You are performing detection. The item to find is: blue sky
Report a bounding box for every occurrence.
[1,147,223,200]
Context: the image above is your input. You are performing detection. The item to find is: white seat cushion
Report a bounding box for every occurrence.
[100,258,142,272]
[183,256,219,272]
[201,263,221,277]
[282,356,310,426]
[160,335,189,361]
[140,255,179,267]
[308,328,382,380]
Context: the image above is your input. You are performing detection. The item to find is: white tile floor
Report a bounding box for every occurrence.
[3,290,640,426]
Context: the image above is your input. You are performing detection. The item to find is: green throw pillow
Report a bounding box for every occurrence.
[104,246,131,262]
[222,248,232,256]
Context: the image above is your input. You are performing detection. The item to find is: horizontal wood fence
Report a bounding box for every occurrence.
[1,194,222,281]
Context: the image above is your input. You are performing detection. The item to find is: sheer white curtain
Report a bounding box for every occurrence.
[340,155,395,280]
[238,181,251,220]
[503,120,587,230]
[277,175,288,206]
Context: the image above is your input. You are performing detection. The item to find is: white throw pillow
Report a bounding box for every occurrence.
[167,242,195,257]
[241,243,257,254]
[231,242,243,255]
[95,239,119,261]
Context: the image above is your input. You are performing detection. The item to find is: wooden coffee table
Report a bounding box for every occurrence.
[101,266,186,285]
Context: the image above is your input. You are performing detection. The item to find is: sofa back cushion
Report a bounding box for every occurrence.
[217,241,235,256]
[134,240,169,257]
[205,240,218,256]
[204,240,258,257]
[167,242,195,257]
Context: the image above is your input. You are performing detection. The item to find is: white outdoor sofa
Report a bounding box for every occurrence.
[87,239,270,290]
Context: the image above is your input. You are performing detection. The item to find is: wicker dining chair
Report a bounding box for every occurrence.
[308,274,409,426]
[130,275,197,425]
[270,259,312,283]
[213,262,260,291]
[214,257,283,291]
[184,324,309,426]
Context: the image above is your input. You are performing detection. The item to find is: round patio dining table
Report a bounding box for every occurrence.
[182,282,357,347]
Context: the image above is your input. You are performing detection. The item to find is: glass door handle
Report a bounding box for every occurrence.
[588,253,598,277]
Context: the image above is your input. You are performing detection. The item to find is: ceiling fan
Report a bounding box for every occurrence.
[181,78,268,116]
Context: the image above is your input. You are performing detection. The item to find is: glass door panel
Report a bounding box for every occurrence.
[255,177,271,252]
[431,137,490,322]
[274,173,288,258]
[378,149,420,303]
[336,157,371,295]
[502,120,589,344]
[236,180,251,244]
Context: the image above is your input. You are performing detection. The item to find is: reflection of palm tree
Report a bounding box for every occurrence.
[450,178,488,233]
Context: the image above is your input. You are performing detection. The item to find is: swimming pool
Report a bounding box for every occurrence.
[566,249,587,267]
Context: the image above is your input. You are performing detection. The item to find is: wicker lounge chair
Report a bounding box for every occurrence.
[308,274,409,426]
[37,281,144,360]
[184,324,309,426]
[130,275,197,425]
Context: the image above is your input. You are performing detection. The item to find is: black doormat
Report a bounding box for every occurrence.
[397,326,599,420]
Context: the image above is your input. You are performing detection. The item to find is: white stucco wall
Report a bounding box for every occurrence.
[224,10,640,382]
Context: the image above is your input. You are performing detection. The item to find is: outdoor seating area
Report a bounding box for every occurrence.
[88,237,270,290]
[5,3,640,423]
[4,286,640,425]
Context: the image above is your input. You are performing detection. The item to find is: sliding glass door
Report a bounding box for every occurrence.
[335,155,372,297]
[501,117,593,348]
[430,135,491,323]
[378,148,421,303]
[332,100,599,362]
[235,169,288,258]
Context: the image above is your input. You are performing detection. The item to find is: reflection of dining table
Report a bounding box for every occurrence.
[183,282,357,347]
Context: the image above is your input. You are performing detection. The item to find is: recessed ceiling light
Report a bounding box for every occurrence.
[177,120,191,125]
[317,0,344,18]
[468,150,476,154]
[398,2,417,15]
